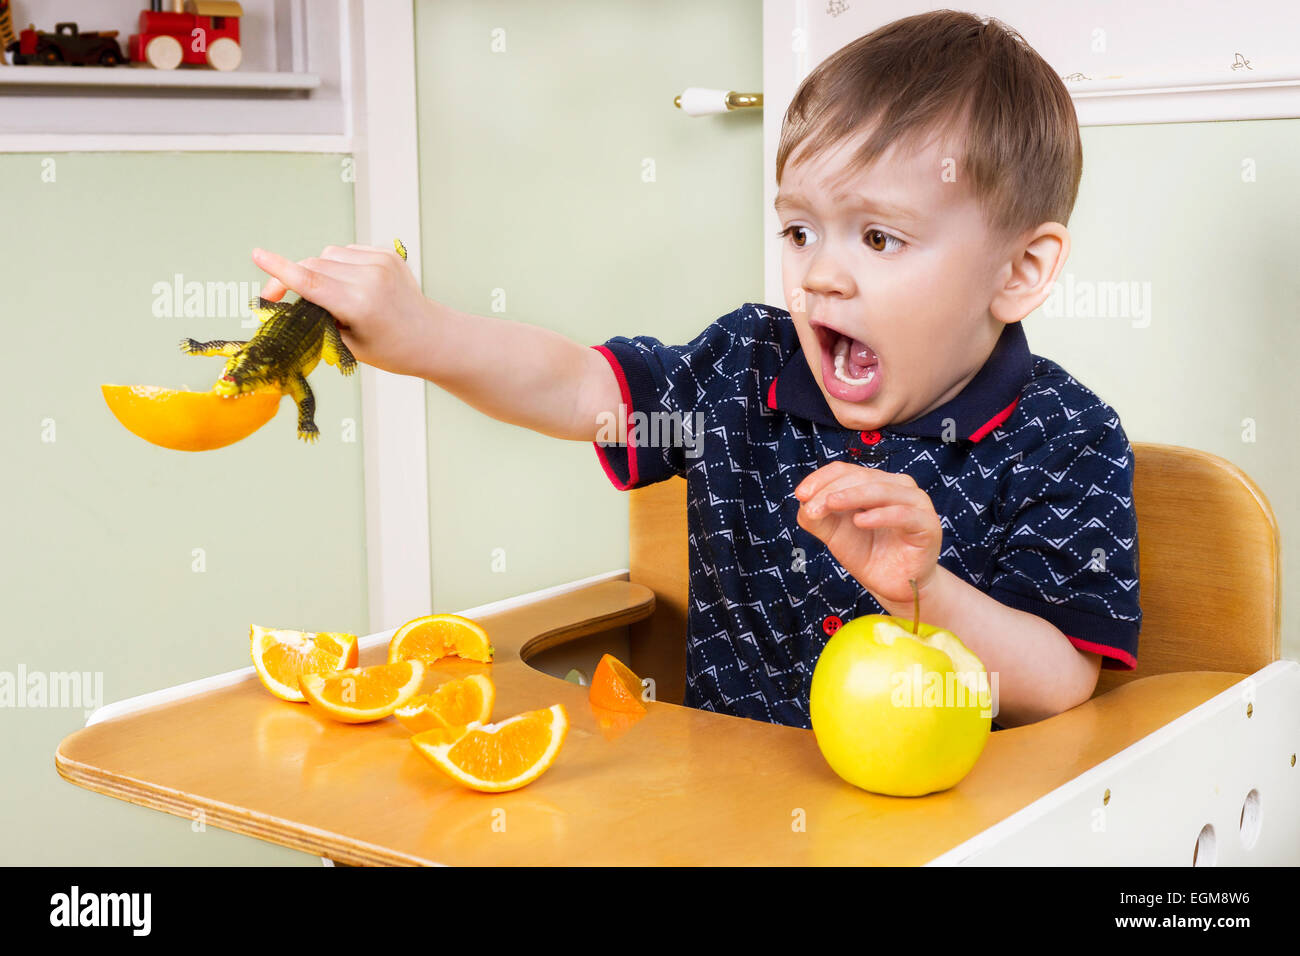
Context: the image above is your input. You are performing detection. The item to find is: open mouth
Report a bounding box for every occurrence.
[812,322,882,402]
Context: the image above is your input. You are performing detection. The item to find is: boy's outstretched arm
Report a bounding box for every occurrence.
[413,298,625,443]
[252,243,623,443]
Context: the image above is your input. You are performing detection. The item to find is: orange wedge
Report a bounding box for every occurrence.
[250,625,359,702]
[589,653,647,713]
[388,613,494,664]
[411,704,568,792]
[102,383,281,451]
[396,674,495,733]
[298,660,426,723]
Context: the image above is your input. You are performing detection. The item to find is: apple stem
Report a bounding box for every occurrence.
[908,578,919,635]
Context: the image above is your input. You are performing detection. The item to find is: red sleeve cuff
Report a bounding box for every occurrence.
[988,584,1139,671]
[1063,634,1138,670]
[590,345,638,490]
[589,343,676,490]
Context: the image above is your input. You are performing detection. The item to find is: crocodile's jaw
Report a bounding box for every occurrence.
[214,366,272,397]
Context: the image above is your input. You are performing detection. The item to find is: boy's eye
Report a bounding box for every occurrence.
[865,229,903,253]
[778,225,817,248]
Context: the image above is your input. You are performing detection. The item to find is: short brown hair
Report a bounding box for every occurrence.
[776,9,1082,242]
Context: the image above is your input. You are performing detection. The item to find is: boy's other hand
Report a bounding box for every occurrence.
[794,462,942,607]
[251,243,434,378]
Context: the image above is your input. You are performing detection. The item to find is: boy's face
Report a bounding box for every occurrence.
[776,125,1020,432]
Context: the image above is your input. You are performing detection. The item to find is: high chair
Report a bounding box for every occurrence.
[57,443,1299,865]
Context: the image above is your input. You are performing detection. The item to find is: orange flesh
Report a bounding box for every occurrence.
[261,634,352,688]
[391,615,492,663]
[444,710,555,781]
[309,662,417,708]
[589,654,647,712]
[398,676,492,732]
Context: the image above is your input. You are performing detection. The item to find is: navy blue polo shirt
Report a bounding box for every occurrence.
[590,303,1141,728]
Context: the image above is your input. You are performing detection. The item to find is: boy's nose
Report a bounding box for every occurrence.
[800,255,855,298]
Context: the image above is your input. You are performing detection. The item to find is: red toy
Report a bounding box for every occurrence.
[128,0,244,71]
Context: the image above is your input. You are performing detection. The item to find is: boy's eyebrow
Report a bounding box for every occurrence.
[774,190,925,223]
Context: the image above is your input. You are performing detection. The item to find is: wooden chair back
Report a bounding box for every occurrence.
[626,443,1282,705]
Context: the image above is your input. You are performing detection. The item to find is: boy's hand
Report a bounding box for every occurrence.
[251,243,432,378]
[793,462,942,606]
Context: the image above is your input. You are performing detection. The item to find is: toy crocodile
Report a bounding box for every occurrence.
[180,238,408,442]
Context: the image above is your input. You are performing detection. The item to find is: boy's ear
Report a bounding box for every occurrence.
[990,222,1070,324]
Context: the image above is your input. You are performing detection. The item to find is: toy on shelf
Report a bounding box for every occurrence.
[0,1,16,64]
[129,0,244,72]
[6,22,127,66]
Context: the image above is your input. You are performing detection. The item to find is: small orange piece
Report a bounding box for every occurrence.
[250,625,359,702]
[411,704,568,792]
[388,613,494,664]
[298,660,426,723]
[396,674,495,733]
[589,653,647,713]
[102,383,282,452]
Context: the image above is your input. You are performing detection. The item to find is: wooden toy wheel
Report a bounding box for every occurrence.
[144,34,182,70]
[205,36,240,71]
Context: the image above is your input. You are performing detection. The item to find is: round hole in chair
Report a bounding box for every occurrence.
[1192,823,1217,866]
[1239,789,1262,850]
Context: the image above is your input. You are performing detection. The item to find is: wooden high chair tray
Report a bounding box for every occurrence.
[55,580,1243,866]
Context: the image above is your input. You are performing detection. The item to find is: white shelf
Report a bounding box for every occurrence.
[0,64,320,92]
[0,0,348,147]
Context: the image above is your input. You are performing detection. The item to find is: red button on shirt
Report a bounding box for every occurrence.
[822,615,843,636]
[859,429,882,445]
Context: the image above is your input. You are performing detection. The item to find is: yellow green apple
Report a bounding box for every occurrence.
[809,583,992,796]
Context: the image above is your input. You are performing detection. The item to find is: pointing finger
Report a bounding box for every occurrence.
[252,248,348,310]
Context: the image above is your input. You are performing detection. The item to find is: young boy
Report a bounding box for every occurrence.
[252,10,1140,732]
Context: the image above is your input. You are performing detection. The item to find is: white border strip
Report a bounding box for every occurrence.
[924,660,1298,865]
[0,134,352,152]
[1067,70,1300,95]
[1072,84,1300,125]
[83,568,631,727]
[346,0,433,633]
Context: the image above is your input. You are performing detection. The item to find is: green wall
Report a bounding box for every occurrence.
[1041,119,1299,664]
[1,152,362,865]
[413,0,765,612]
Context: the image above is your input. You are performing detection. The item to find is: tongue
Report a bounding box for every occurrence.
[847,337,877,378]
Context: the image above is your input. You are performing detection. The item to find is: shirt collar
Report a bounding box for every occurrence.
[765,320,1032,443]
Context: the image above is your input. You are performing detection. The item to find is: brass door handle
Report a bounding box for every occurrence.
[673,88,763,115]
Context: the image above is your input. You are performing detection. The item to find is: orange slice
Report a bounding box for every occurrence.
[589,653,647,713]
[250,625,359,702]
[410,704,568,792]
[102,383,281,452]
[298,660,426,723]
[388,613,494,664]
[396,674,495,733]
